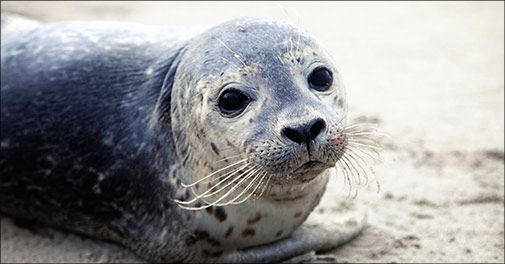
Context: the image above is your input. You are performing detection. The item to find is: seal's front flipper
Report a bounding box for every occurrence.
[219,203,367,263]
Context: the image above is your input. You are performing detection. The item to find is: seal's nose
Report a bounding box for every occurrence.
[281,118,326,144]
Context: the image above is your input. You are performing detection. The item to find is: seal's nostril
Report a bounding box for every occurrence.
[281,127,305,144]
[281,118,326,144]
[309,119,326,140]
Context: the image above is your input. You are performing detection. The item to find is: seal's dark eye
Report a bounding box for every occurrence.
[308,67,333,92]
[218,89,250,116]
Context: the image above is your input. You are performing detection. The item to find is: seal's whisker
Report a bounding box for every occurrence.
[201,169,260,206]
[342,159,354,199]
[215,153,244,163]
[346,142,381,158]
[221,56,241,69]
[346,140,382,151]
[349,152,372,186]
[242,170,269,201]
[193,162,250,193]
[346,134,382,142]
[187,163,248,187]
[289,31,294,57]
[197,165,244,185]
[341,154,364,187]
[176,203,211,211]
[342,124,379,135]
[336,159,352,198]
[348,155,370,187]
[277,55,285,65]
[199,166,257,199]
[203,169,260,206]
[347,135,381,142]
[343,121,376,128]
[337,161,351,196]
[347,141,382,154]
[176,166,259,210]
[348,140,382,150]
[342,123,367,131]
[257,172,272,197]
[341,153,361,187]
[203,166,259,200]
[295,30,301,57]
[346,132,379,140]
[346,143,381,160]
[344,148,373,186]
[263,175,275,197]
[176,164,252,205]
[345,131,387,138]
[345,147,381,193]
[373,166,381,193]
[337,145,374,198]
[346,135,378,141]
[224,172,262,205]
[345,129,380,137]
[200,167,259,208]
[352,183,359,199]
[180,158,248,188]
[346,145,381,164]
[343,124,378,130]
[214,37,247,68]
[254,170,269,193]
[284,35,290,58]
[347,133,380,140]
[224,170,268,205]
[334,150,353,183]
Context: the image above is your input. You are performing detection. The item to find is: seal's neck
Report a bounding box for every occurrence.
[177,155,329,250]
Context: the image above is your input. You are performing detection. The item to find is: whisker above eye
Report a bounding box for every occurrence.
[214,36,247,68]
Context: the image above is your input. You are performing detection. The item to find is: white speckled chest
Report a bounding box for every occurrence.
[191,172,329,253]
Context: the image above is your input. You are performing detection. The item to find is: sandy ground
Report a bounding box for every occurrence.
[1,1,504,263]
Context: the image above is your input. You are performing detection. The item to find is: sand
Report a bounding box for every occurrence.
[1,2,503,263]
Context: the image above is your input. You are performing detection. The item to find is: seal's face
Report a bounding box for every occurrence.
[171,18,352,205]
[208,44,347,186]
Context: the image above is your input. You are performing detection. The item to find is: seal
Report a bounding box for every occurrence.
[1,15,377,262]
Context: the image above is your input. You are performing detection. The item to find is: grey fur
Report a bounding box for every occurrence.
[1,16,366,263]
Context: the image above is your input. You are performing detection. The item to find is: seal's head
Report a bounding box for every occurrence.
[169,17,374,209]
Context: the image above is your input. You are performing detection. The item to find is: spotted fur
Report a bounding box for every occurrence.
[1,16,367,263]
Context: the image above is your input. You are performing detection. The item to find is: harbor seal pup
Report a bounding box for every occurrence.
[1,15,377,262]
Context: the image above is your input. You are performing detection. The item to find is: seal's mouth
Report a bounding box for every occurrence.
[293,160,328,174]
